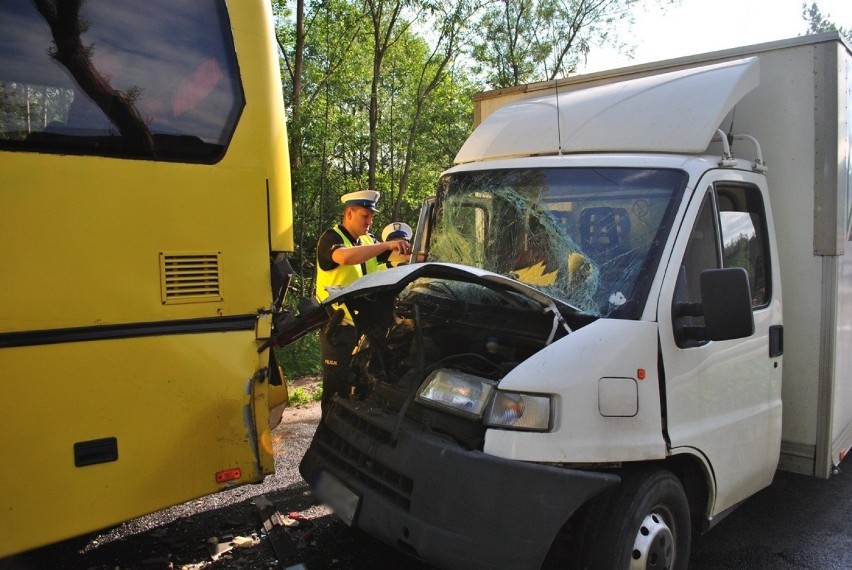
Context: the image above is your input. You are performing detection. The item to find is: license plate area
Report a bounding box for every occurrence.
[314,470,360,526]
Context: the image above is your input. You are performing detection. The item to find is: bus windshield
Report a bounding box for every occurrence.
[0,0,243,162]
[430,167,687,318]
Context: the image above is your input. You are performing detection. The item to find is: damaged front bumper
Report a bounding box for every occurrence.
[299,398,619,569]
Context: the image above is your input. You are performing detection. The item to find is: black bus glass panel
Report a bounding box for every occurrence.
[0,0,244,163]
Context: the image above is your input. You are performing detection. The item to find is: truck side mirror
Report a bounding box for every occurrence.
[673,267,754,345]
[700,267,755,341]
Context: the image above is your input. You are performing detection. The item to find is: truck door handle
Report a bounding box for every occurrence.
[769,325,783,357]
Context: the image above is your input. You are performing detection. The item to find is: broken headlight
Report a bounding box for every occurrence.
[416,368,552,431]
[416,369,495,419]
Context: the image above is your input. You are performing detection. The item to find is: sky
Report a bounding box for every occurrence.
[579,0,852,73]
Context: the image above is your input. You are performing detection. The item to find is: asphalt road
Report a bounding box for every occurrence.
[689,457,852,568]
[3,399,852,569]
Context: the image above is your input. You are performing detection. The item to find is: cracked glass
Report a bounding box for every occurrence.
[429,167,687,318]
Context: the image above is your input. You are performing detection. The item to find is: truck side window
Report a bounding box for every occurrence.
[717,184,771,307]
[674,183,770,348]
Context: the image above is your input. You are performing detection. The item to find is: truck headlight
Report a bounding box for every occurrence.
[416,369,494,419]
[485,391,552,431]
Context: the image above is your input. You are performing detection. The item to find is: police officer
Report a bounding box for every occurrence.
[380,221,414,268]
[315,190,411,415]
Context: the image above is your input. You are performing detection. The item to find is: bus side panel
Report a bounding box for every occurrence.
[230,0,294,253]
[0,0,290,558]
[0,153,272,332]
[0,332,271,556]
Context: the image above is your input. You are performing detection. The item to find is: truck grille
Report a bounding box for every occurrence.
[313,403,414,511]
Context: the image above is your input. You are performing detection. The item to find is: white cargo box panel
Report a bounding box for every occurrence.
[722,37,851,478]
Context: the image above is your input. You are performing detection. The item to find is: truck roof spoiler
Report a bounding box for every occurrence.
[455,57,761,163]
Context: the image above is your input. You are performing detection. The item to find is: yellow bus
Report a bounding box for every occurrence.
[0,0,292,557]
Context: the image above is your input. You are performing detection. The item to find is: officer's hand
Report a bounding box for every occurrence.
[388,239,411,256]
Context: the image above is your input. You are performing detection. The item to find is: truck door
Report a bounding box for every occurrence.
[658,173,783,517]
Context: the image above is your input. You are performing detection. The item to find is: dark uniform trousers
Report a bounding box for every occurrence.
[319,322,359,416]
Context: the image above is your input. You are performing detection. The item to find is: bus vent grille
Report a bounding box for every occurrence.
[159,252,223,304]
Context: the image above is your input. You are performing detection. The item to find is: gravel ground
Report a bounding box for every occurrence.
[1,378,427,570]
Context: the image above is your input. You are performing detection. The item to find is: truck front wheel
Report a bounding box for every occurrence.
[576,467,691,570]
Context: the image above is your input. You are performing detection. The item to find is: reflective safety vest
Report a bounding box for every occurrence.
[315,225,381,323]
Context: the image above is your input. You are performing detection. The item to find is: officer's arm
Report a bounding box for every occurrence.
[332,240,409,266]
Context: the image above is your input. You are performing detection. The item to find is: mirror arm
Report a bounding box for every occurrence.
[674,301,703,318]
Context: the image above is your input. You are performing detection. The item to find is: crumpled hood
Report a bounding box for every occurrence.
[322,262,580,314]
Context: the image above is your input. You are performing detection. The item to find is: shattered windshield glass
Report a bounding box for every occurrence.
[429,167,687,318]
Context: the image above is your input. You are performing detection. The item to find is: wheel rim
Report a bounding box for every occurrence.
[629,508,675,569]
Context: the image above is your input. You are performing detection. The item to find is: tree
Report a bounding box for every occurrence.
[365,0,413,192]
[382,0,482,219]
[471,0,646,88]
[275,0,477,271]
[802,2,851,41]
[275,0,373,294]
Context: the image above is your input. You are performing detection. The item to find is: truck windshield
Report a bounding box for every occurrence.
[431,167,686,318]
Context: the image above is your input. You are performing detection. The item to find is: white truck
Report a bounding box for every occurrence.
[288,32,852,569]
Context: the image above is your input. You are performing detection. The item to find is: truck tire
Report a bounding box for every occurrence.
[576,467,691,570]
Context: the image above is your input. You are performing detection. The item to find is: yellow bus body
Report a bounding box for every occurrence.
[0,0,292,557]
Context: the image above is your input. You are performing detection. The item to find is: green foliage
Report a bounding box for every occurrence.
[274,332,321,377]
[288,382,323,406]
[273,280,322,376]
[276,0,481,296]
[802,2,851,41]
[471,0,641,88]
[0,82,75,139]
